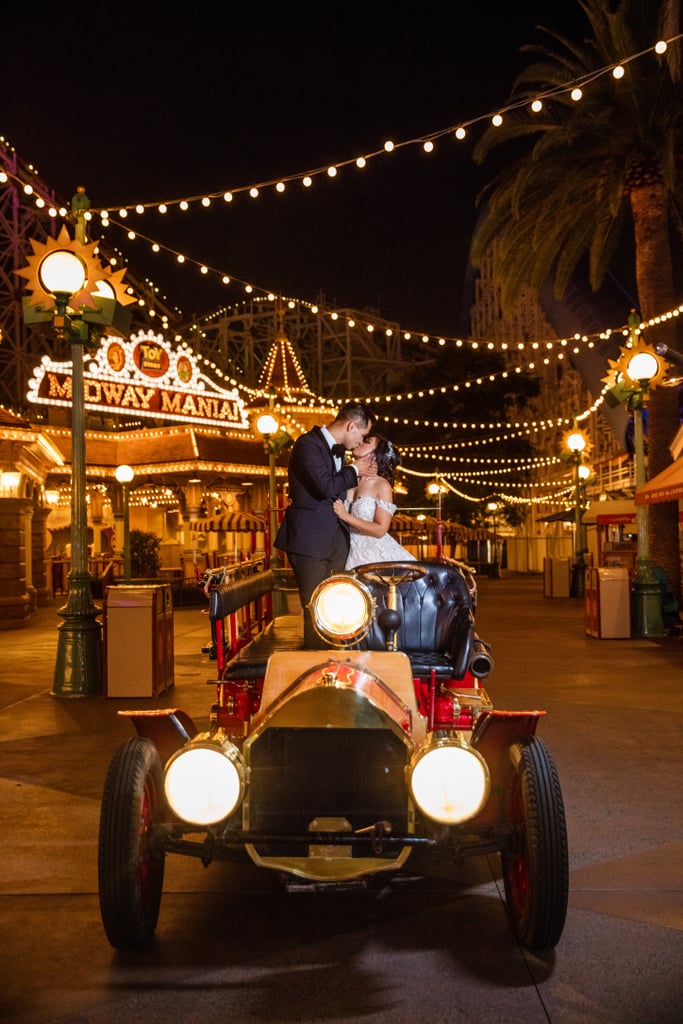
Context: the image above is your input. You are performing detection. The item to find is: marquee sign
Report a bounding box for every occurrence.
[28,330,251,429]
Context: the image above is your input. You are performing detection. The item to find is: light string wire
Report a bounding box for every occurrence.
[87,217,683,361]
[2,37,679,513]
[1,36,681,354]
[84,36,682,215]
[399,464,575,508]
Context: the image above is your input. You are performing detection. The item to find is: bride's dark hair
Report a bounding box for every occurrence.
[371,435,401,487]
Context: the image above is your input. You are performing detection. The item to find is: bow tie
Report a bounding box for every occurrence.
[331,443,347,458]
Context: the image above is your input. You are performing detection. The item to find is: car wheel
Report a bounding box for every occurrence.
[501,737,568,951]
[98,737,166,949]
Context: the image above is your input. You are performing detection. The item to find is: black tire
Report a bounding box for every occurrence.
[98,737,166,949]
[501,737,568,952]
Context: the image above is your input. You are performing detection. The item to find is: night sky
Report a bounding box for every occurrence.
[4,6,592,337]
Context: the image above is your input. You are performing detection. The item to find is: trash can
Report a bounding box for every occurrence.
[104,584,174,696]
[544,557,571,597]
[585,567,631,638]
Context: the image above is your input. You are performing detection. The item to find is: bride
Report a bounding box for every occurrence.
[332,434,415,569]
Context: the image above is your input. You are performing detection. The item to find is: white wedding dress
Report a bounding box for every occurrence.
[344,495,416,569]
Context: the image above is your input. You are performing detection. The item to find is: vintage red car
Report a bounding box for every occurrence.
[98,559,568,953]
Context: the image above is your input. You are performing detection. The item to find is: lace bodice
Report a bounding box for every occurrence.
[348,495,397,522]
[343,494,414,569]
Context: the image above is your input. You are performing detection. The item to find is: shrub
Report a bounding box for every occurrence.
[130,529,162,579]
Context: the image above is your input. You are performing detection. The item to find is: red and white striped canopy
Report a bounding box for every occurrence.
[189,511,267,533]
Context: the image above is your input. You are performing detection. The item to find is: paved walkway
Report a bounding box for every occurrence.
[0,573,681,1024]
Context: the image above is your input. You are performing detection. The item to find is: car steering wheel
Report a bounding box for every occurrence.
[354,561,427,588]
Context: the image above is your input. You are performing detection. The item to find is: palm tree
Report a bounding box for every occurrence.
[470,0,683,599]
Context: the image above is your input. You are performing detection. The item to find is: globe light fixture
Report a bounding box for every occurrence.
[38,249,87,296]
[256,413,279,437]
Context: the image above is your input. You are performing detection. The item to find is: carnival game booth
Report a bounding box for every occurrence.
[583,499,638,570]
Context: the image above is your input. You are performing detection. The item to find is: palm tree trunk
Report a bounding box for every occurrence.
[630,183,682,602]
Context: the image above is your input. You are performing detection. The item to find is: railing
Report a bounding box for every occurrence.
[589,453,635,497]
[203,562,274,669]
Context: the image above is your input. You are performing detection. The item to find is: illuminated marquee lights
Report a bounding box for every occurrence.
[27,330,251,429]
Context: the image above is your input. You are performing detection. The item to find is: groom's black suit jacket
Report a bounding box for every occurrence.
[275,425,357,559]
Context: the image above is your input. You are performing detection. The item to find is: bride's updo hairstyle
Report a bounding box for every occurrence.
[371,435,402,487]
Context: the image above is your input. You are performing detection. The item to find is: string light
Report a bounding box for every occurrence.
[3,39,677,354]
[66,37,677,220]
[2,36,680,521]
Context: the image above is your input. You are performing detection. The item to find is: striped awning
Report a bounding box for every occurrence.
[391,514,492,542]
[189,511,267,532]
[189,509,492,540]
[635,458,683,505]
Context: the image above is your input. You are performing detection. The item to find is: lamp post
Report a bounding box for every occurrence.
[38,249,100,694]
[115,465,134,580]
[426,478,447,559]
[256,409,292,615]
[623,351,665,637]
[18,210,134,696]
[486,501,502,579]
[256,412,281,570]
[565,429,589,598]
[603,325,669,637]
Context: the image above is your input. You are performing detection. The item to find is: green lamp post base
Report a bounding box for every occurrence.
[52,570,103,697]
[570,555,587,598]
[631,559,665,638]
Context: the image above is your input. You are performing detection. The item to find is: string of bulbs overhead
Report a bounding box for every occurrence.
[1,34,680,357]
[3,35,681,515]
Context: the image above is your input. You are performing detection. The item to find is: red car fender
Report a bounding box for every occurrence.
[117,708,199,763]
[469,709,546,827]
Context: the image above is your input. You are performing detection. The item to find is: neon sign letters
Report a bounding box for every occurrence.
[28,331,250,429]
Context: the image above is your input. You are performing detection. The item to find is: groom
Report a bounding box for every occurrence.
[275,401,376,647]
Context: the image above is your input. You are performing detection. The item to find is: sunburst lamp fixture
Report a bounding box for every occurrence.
[561,425,592,462]
[18,224,135,338]
[602,338,670,407]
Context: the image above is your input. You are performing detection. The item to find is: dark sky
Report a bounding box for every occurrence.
[4,5,591,336]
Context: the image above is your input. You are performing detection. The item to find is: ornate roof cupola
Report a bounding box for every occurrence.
[257,300,317,405]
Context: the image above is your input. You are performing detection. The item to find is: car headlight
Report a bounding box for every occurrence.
[409,736,490,824]
[164,735,247,825]
[308,574,375,646]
